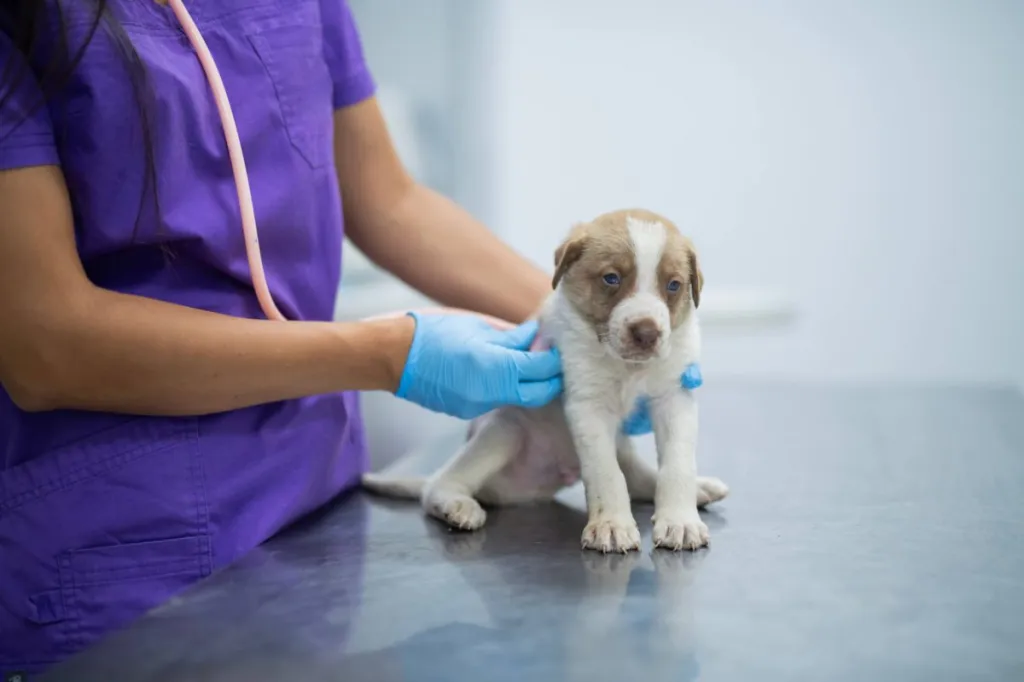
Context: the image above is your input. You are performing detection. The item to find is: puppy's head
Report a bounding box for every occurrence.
[552,209,703,362]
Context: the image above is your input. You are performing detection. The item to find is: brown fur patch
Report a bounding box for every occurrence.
[615,208,703,325]
[552,208,704,325]
[657,227,703,328]
[553,208,704,334]
[552,218,637,340]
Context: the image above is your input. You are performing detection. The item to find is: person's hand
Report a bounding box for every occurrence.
[395,312,563,419]
[621,363,703,436]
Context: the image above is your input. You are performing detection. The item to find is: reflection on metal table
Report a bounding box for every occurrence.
[40,383,1024,681]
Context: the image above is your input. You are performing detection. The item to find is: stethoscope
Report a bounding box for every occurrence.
[166,0,515,331]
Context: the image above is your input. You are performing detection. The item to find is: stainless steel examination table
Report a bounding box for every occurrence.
[40,382,1024,681]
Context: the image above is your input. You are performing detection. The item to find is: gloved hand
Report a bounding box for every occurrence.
[621,363,703,436]
[396,313,563,420]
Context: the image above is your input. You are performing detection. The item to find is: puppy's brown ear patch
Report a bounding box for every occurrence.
[688,248,704,308]
[553,234,587,289]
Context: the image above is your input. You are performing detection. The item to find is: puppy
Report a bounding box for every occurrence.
[362,209,728,552]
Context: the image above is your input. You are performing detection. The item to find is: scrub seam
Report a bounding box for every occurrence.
[331,68,375,109]
[0,436,189,516]
[58,553,83,650]
[190,419,213,575]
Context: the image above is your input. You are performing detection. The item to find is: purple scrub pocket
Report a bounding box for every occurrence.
[247,12,335,170]
[57,535,208,650]
[0,417,211,672]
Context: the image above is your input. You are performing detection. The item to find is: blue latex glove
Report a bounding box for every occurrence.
[621,363,703,436]
[396,313,563,420]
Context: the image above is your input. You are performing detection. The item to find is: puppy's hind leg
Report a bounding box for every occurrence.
[696,476,729,507]
[618,434,729,507]
[422,412,524,531]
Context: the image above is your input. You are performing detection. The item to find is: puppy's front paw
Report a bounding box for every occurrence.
[581,517,642,553]
[652,514,709,551]
[440,497,487,531]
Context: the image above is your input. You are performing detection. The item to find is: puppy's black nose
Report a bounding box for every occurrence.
[628,319,660,350]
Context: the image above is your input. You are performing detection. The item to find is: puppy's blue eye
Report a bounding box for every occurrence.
[667,280,682,293]
[602,273,620,286]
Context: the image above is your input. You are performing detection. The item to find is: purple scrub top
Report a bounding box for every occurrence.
[0,0,374,673]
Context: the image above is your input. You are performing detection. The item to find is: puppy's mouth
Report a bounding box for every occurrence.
[615,348,662,364]
[596,330,664,363]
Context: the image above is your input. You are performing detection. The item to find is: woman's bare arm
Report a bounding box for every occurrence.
[0,164,414,415]
[334,98,550,325]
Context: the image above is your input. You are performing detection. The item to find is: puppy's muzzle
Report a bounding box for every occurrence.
[627,318,661,352]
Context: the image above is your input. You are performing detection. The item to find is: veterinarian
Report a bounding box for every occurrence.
[0,1,695,674]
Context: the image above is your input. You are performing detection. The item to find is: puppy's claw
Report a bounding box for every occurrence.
[581,518,642,553]
[652,515,709,551]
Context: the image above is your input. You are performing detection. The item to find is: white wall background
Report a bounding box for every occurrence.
[346,0,1024,464]
[487,0,1024,388]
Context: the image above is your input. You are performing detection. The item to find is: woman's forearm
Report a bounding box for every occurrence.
[331,99,548,323]
[349,184,550,324]
[9,288,415,416]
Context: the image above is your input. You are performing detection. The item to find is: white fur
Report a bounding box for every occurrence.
[604,217,672,359]
[361,220,726,552]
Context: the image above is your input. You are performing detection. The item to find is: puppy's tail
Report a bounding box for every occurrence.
[361,471,426,500]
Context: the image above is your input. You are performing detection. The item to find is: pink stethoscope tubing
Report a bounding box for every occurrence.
[166,0,520,334]
[166,0,283,321]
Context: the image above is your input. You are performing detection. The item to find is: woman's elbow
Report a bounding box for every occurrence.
[0,344,69,413]
[2,372,61,412]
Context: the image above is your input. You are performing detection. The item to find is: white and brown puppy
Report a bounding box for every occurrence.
[362,209,728,552]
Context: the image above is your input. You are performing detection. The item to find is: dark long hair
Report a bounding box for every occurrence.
[0,0,161,240]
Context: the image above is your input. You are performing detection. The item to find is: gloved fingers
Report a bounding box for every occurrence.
[488,320,540,350]
[682,363,703,390]
[622,397,653,436]
[452,315,499,337]
[515,376,564,408]
[622,416,652,436]
[509,346,562,382]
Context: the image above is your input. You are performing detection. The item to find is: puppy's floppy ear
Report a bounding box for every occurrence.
[552,231,588,289]
[687,247,704,308]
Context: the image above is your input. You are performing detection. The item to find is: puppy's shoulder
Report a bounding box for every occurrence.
[542,293,622,405]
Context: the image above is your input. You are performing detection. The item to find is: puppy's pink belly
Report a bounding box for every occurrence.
[499,432,579,493]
